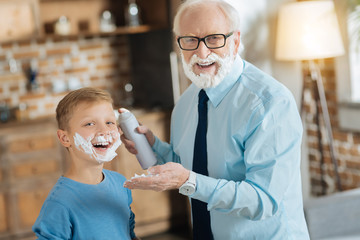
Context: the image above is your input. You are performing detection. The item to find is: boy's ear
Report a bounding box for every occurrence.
[57,129,71,147]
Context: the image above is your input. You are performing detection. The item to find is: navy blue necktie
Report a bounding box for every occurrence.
[191,89,213,240]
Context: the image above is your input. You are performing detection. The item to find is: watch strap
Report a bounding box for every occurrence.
[187,170,197,186]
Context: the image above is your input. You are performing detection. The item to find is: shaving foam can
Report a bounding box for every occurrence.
[118,109,157,169]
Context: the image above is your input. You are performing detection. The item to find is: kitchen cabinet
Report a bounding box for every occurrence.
[0,119,64,240]
[38,0,170,36]
[0,0,170,43]
[0,111,189,239]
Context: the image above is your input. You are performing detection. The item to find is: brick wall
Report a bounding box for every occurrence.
[302,59,360,196]
[0,36,131,121]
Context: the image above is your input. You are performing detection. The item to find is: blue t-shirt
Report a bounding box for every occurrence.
[33,169,136,240]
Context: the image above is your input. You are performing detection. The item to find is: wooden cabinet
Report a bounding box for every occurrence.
[0,0,170,43]
[0,119,64,239]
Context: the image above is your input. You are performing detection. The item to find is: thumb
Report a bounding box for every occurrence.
[137,125,148,134]
[137,125,155,146]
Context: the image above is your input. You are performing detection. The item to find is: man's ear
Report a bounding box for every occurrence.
[233,31,241,55]
[57,129,71,148]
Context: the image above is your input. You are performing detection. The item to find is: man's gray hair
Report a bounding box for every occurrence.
[173,0,241,36]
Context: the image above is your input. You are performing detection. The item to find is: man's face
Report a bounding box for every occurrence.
[60,101,121,164]
[178,4,240,88]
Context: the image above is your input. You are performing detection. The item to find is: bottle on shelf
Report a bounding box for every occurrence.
[125,0,142,27]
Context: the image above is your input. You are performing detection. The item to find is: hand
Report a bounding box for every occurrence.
[124,162,190,192]
[118,108,155,155]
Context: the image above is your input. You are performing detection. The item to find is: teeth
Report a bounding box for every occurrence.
[198,62,213,66]
[93,142,110,146]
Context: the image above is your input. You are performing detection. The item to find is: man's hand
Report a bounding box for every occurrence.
[118,108,155,155]
[124,162,190,192]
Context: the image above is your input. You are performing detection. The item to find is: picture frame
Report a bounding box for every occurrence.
[0,0,40,43]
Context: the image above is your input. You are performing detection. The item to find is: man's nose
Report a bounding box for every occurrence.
[195,40,211,59]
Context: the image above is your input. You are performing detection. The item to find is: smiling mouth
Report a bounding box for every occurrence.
[197,62,215,69]
[92,142,112,150]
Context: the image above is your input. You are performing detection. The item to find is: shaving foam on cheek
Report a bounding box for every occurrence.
[73,133,93,156]
[73,131,121,164]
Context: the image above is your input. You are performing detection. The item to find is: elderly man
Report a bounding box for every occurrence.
[122,0,310,239]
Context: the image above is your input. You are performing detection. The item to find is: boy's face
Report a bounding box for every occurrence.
[57,101,121,164]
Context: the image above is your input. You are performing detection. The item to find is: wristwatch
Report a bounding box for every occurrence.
[179,171,197,196]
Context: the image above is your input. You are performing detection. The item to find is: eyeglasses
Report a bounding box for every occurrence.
[177,32,233,51]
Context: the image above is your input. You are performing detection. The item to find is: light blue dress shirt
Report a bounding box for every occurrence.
[152,56,310,239]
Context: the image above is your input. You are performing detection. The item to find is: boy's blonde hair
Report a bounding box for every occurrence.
[56,87,113,130]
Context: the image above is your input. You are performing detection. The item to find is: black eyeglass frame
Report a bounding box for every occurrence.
[177,32,234,51]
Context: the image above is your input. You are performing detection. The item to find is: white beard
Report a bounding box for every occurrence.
[181,42,236,89]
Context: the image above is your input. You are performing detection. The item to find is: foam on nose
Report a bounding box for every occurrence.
[95,135,107,142]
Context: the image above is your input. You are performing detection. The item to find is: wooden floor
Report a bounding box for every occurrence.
[142,232,190,240]
[142,229,191,240]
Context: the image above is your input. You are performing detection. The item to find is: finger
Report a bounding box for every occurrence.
[120,134,133,146]
[136,125,148,134]
[136,125,155,146]
[120,134,138,154]
[117,126,123,134]
[124,176,158,190]
[124,182,155,190]
[118,108,128,113]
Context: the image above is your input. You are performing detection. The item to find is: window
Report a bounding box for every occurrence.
[347,3,360,101]
[334,0,360,131]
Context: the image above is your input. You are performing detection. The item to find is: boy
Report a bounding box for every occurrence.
[33,87,139,240]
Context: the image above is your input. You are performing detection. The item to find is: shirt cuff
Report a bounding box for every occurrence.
[190,173,219,204]
[151,136,171,165]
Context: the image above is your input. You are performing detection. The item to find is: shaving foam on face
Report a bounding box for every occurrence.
[73,131,121,164]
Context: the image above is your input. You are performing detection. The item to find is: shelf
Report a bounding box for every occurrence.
[42,24,169,39]
[0,0,170,44]
[0,24,169,45]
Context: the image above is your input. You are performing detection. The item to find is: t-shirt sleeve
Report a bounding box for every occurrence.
[32,200,72,240]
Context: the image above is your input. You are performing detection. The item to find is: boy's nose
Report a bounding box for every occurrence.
[97,124,110,134]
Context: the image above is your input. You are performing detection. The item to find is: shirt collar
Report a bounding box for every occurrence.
[204,55,244,108]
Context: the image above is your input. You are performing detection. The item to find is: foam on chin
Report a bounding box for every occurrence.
[181,42,235,89]
[73,131,122,164]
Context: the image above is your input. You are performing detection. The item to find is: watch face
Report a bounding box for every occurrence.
[180,184,195,195]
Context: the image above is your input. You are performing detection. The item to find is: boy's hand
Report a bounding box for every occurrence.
[124,162,190,192]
